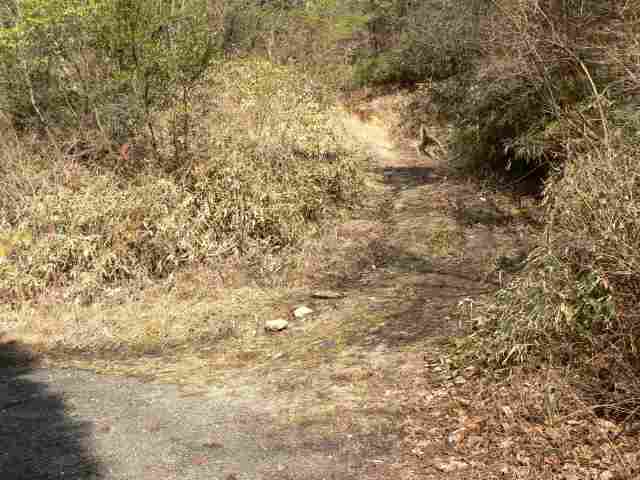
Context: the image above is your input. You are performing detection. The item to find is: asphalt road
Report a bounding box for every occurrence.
[1,363,357,480]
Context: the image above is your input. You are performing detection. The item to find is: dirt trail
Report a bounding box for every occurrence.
[1,97,531,479]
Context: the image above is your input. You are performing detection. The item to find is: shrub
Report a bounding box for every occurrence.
[0,0,216,157]
[467,0,640,409]
[0,59,366,305]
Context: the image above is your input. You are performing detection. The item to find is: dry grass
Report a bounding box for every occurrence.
[0,59,367,307]
[0,211,388,360]
[455,0,640,416]
[472,134,640,411]
[0,166,388,359]
[0,58,376,356]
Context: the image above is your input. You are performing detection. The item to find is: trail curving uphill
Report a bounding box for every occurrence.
[1,95,531,479]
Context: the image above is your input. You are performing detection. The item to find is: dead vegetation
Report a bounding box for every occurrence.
[0,57,373,357]
[1,1,640,478]
[455,0,640,420]
[0,58,366,304]
[389,361,640,480]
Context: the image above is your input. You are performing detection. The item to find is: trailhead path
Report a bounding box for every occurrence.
[1,95,531,479]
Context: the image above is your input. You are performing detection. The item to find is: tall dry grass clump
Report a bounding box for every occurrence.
[0,59,366,307]
[463,0,640,412]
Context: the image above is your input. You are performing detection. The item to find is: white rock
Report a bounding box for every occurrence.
[293,306,313,319]
[265,319,289,332]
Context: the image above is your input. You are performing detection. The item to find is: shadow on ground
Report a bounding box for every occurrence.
[0,335,101,479]
[339,243,495,349]
[378,166,441,190]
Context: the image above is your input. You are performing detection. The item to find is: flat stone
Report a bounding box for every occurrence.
[293,306,313,319]
[265,319,289,332]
